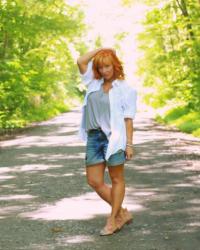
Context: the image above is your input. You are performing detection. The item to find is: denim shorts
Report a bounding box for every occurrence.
[85,129,126,167]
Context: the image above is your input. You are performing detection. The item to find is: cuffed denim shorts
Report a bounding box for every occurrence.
[85,129,126,167]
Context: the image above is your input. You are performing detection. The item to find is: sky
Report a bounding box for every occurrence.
[64,1,160,119]
[68,0,151,104]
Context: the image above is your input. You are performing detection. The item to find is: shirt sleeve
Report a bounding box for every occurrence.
[122,85,137,119]
[80,60,94,86]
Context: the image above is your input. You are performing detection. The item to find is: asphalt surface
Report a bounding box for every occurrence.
[0,109,200,250]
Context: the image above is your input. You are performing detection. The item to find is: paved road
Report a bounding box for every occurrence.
[0,109,200,250]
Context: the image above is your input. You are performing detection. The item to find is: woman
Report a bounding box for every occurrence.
[77,48,137,236]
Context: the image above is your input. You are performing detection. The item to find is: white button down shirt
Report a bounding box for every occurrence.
[78,61,137,160]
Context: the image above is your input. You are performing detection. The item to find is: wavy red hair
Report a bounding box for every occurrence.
[92,49,125,80]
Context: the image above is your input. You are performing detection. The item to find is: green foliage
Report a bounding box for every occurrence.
[193,128,200,137]
[114,32,129,41]
[95,36,103,48]
[156,106,200,137]
[0,0,86,129]
[137,0,200,136]
[120,0,160,7]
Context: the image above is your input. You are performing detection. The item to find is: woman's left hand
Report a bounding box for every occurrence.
[125,146,134,160]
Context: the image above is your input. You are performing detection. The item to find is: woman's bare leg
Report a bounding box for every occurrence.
[86,162,130,235]
[99,164,126,235]
[86,162,112,204]
[86,162,125,213]
[108,164,125,220]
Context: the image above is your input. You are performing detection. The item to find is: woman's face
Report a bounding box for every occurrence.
[98,62,114,81]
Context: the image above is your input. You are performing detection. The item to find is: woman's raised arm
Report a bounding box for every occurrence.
[77,48,116,74]
[77,48,102,74]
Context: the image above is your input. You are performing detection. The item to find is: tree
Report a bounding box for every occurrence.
[137,0,200,111]
[0,0,86,129]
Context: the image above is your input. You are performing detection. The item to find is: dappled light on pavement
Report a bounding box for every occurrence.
[0,109,200,250]
[20,192,144,221]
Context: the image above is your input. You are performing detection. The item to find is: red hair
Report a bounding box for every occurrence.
[92,49,125,80]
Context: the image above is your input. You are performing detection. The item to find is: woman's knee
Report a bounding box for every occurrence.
[86,163,106,190]
[110,175,125,185]
[109,165,125,185]
[87,177,104,190]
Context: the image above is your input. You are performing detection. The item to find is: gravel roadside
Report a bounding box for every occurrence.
[0,109,200,250]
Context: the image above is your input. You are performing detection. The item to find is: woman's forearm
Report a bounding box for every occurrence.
[77,47,116,74]
[125,118,133,144]
[77,48,101,74]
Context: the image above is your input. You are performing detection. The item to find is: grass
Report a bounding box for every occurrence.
[156,106,200,138]
[0,95,82,135]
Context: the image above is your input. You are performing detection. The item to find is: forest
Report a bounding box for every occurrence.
[0,0,200,137]
[136,0,200,137]
[0,0,86,130]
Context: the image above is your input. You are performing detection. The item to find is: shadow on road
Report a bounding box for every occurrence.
[0,110,200,250]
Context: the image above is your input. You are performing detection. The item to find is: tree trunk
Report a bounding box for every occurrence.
[172,1,181,44]
[176,0,194,39]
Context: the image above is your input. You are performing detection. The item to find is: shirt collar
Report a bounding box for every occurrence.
[99,78,120,87]
[112,80,120,87]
